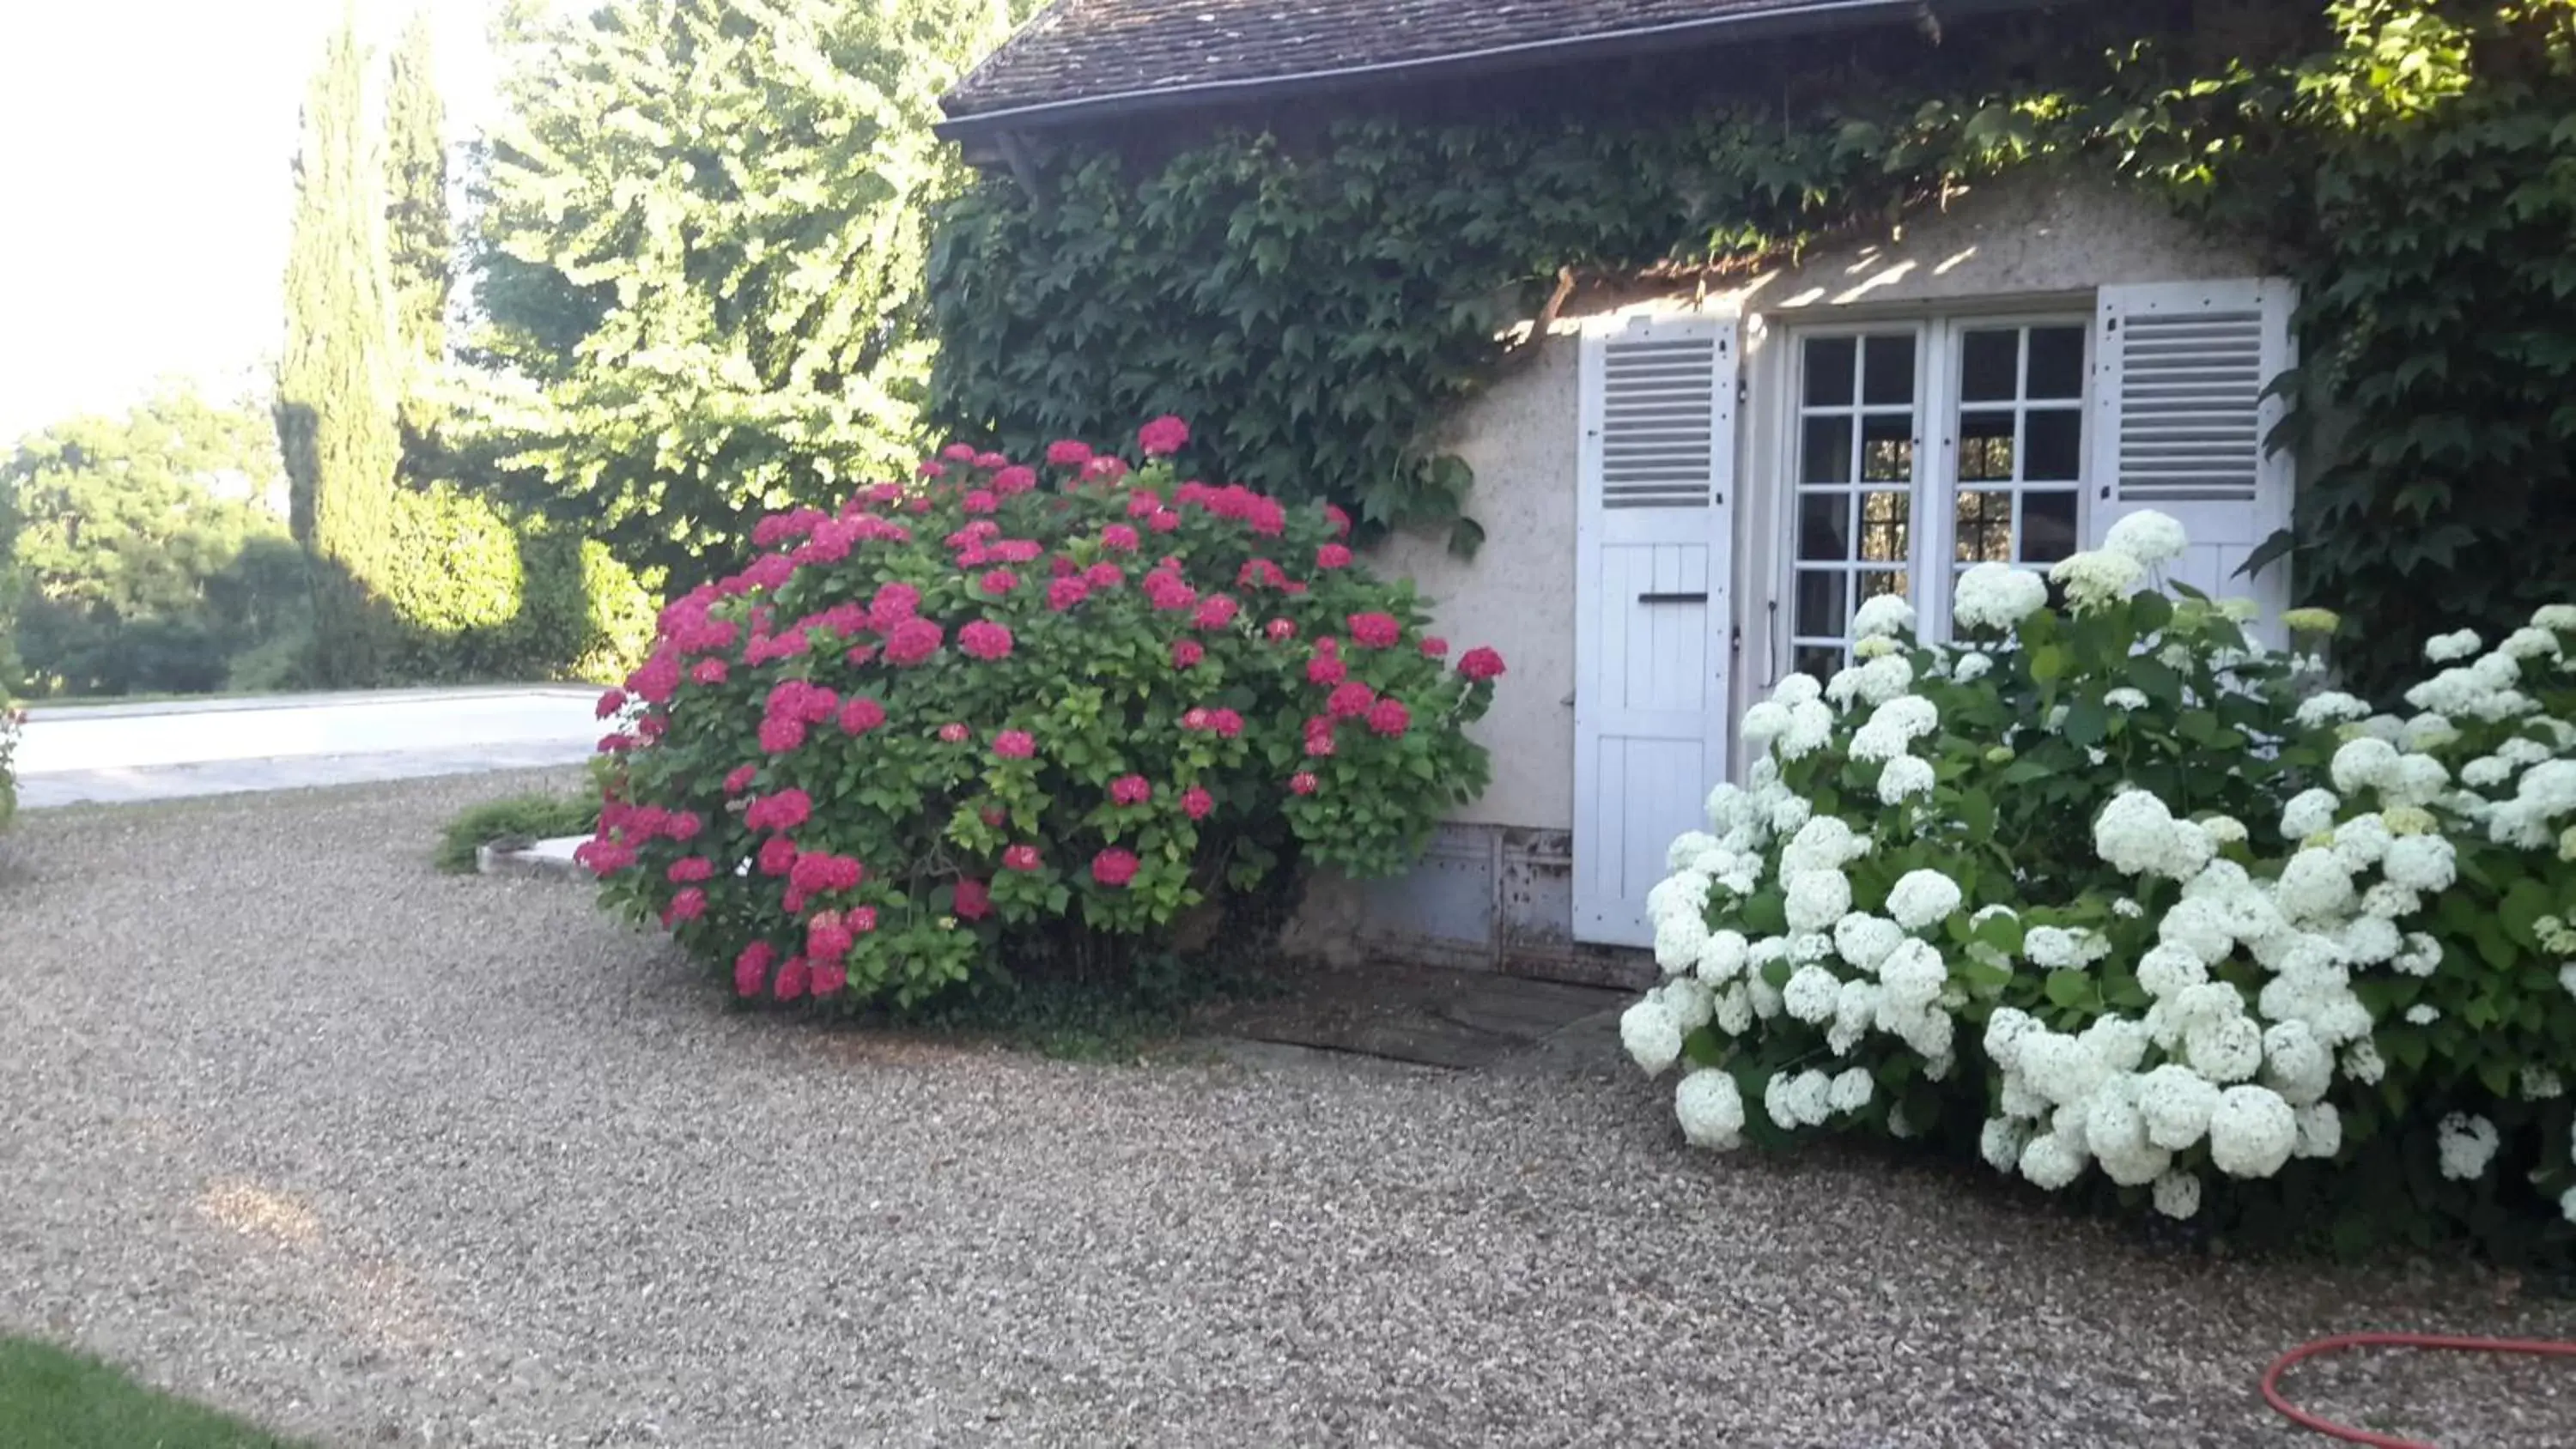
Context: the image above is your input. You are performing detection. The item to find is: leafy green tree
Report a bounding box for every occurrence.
[386,7,454,388]
[3,391,302,696]
[471,0,1029,583]
[277,6,404,685]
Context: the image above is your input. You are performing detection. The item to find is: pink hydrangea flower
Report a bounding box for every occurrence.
[883,618,945,665]
[993,465,1038,495]
[1290,772,1319,795]
[724,764,759,795]
[1326,682,1376,718]
[993,730,1037,759]
[1182,786,1214,821]
[734,942,775,997]
[1171,638,1204,669]
[963,489,999,515]
[1420,636,1449,657]
[758,716,807,754]
[1138,415,1190,456]
[1082,456,1130,484]
[811,961,848,996]
[939,722,969,743]
[1101,524,1140,553]
[954,877,992,919]
[1110,774,1152,805]
[1048,576,1091,612]
[959,620,1015,660]
[1002,844,1042,872]
[1047,440,1093,467]
[1193,594,1239,629]
[1266,618,1297,642]
[669,857,716,884]
[1307,655,1347,685]
[1086,561,1126,589]
[1092,849,1140,888]
[775,956,811,1000]
[690,658,729,686]
[974,451,1009,470]
[1147,508,1181,533]
[941,441,978,461]
[596,688,629,719]
[839,697,887,735]
[756,837,800,876]
[1348,612,1401,648]
[1324,504,1352,537]
[1367,697,1412,737]
[1458,646,1507,681]
[980,567,1020,597]
[1315,543,1353,570]
[1127,491,1162,519]
[748,790,811,834]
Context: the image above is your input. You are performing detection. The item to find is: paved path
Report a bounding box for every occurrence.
[1,773,2569,1448]
[16,687,602,808]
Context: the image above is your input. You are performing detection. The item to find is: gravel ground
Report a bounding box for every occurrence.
[1,773,2571,1448]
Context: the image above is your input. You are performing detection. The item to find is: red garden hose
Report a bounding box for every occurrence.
[2262,1331,2576,1447]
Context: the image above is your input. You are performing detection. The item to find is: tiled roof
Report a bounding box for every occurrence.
[939,0,1982,132]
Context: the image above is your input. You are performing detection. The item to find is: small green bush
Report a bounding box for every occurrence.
[584,420,1506,1009]
[1624,512,2576,1264]
[435,791,599,874]
[0,689,20,832]
[377,484,656,685]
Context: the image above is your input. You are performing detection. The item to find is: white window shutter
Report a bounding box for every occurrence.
[1572,312,1738,948]
[2089,278,2299,642]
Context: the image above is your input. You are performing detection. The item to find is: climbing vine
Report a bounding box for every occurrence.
[927,0,2576,694]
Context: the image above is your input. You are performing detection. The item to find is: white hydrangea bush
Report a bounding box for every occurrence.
[1626,514,2576,1257]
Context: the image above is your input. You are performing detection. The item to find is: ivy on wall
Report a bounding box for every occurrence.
[927,1,2576,695]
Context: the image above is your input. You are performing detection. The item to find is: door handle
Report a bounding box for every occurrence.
[1637,591,1708,605]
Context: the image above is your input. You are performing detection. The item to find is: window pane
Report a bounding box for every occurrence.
[1803,337,1856,407]
[1862,334,1915,405]
[1794,644,1843,682]
[1801,415,1853,484]
[2026,409,2081,482]
[1959,410,2015,482]
[1955,489,2013,563]
[1859,489,1910,563]
[1797,492,1851,561]
[2027,325,2085,400]
[1858,569,1910,605]
[1860,414,1913,482]
[2024,489,2079,562]
[1795,569,1846,637]
[1960,329,2020,403]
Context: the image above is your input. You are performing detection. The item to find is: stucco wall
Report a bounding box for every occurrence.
[1361,344,1583,831]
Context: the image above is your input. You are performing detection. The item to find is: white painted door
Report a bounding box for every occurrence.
[2090,279,2298,641]
[1573,313,1739,948]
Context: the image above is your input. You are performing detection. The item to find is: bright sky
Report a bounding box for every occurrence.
[0,1,507,444]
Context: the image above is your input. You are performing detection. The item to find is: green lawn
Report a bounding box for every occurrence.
[0,1336,303,1448]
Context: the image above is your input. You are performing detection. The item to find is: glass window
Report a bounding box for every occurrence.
[1790,329,1919,677]
[1780,316,2087,670]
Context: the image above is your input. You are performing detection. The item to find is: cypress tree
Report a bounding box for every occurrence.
[275,7,401,685]
[385,9,452,375]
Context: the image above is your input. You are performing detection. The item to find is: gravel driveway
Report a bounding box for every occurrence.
[1,774,2570,1448]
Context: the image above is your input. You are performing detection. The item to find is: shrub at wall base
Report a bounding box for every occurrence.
[581,419,1505,1008]
[0,694,21,832]
[1623,512,2576,1263]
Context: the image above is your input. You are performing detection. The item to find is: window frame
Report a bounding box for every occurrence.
[1774,307,2095,667]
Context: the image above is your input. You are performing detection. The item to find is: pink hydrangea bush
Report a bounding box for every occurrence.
[585,418,1503,1008]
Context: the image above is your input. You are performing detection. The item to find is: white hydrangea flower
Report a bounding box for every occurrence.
[2502,625,2562,660]
[2359,882,2423,921]
[2341,1038,2386,1084]
[1827,1066,1876,1114]
[1783,964,1841,1023]
[2330,737,2402,794]
[1695,929,1750,985]
[2103,509,2188,565]
[1886,870,1963,931]
[1763,1068,1832,1129]
[2382,754,2451,809]
[1876,937,1947,1007]
[2092,789,2212,881]
[1620,997,1684,1075]
[2261,1021,2333,1106]
[1833,914,1905,973]
[2137,943,2208,1001]
[2338,916,2401,966]
[2275,849,2356,924]
[1774,672,1824,706]
[2293,1101,2342,1159]
[2023,927,2086,970]
[2152,1170,2202,1220]
[1666,831,1719,872]
[2400,712,2460,751]
[1741,700,1791,745]
[1828,979,1880,1055]
[1788,931,1835,963]
[2281,788,2342,840]
[2208,1084,2297,1178]
[2198,815,2249,847]
[2500,737,2555,767]
[1852,593,1917,640]
[1713,983,1754,1035]
[1664,978,1716,1032]
[2156,896,2234,966]
[1768,793,1814,837]
[2105,687,2149,712]
[1784,868,1853,933]
[1984,1007,2043,1074]
[1953,562,2049,633]
[2424,628,2483,664]
[2329,814,2393,871]
[2137,1064,2221,1150]
[2520,1066,2564,1101]
[1980,1117,2032,1173]
[1674,1069,1747,1149]
[2391,932,2441,976]
[2048,549,2144,611]
[1854,635,1900,660]
[1778,699,1835,760]
[1955,651,1993,682]
[2404,1003,2440,1025]
[2186,1015,2263,1083]
[2380,834,2457,893]
[1874,755,1935,804]
[1780,816,1868,877]
[2021,1033,2111,1107]
[2019,1131,2088,1191]
[2436,1113,2499,1180]
[2535,604,2576,630]
[2295,691,2372,728]
[1654,911,1712,975]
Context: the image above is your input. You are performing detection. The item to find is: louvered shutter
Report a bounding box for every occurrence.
[1572,313,1737,949]
[2089,279,2298,640]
